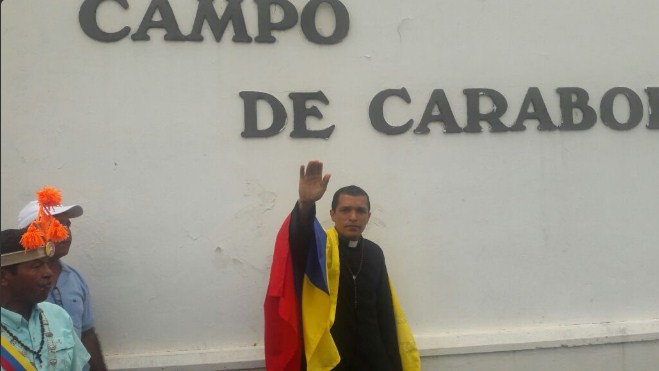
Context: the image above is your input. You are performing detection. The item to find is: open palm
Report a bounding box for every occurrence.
[299,160,331,204]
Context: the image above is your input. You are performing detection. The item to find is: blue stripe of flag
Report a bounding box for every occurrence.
[2,346,23,371]
[304,219,329,294]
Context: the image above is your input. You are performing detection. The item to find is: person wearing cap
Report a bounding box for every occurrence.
[17,201,107,371]
[1,228,90,370]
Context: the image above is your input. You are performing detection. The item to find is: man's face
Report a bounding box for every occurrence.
[53,213,72,259]
[1,258,53,305]
[330,194,371,240]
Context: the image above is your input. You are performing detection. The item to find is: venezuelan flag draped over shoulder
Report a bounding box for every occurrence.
[1,336,37,371]
[264,213,420,371]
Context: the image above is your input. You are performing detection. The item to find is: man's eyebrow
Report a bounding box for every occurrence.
[339,206,368,210]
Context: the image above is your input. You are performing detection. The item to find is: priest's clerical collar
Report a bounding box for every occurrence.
[339,236,361,249]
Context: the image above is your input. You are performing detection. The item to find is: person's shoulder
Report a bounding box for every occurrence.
[37,302,79,340]
[38,301,72,320]
[61,262,89,283]
[362,237,381,248]
[362,238,385,256]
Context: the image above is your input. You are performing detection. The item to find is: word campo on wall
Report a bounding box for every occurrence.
[79,0,349,44]
[240,87,659,138]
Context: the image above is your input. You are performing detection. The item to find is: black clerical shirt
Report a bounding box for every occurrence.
[290,204,402,371]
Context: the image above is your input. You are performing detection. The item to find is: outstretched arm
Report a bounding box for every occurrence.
[288,161,331,295]
[298,160,331,219]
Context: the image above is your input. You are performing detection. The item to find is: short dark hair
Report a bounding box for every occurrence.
[331,185,370,211]
[1,228,27,273]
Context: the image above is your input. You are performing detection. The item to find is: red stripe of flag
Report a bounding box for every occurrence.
[264,215,302,371]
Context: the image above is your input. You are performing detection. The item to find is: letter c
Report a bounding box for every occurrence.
[369,88,413,135]
[79,0,130,42]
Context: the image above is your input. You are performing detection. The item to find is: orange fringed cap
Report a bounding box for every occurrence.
[19,186,70,252]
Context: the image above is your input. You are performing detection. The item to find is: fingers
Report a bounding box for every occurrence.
[307,160,323,177]
[298,161,330,205]
[301,160,323,177]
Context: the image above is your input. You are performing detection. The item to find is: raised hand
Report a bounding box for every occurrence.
[298,160,331,211]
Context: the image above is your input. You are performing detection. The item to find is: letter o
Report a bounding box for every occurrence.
[300,0,349,45]
[600,87,643,130]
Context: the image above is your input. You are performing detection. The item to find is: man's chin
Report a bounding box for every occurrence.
[339,231,362,240]
[37,295,49,303]
[34,290,50,303]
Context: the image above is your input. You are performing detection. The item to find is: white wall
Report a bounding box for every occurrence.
[2,0,658,369]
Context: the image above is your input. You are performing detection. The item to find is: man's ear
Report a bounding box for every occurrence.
[0,266,18,285]
[1,268,10,287]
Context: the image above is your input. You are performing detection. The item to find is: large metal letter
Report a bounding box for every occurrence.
[369,88,413,135]
[463,89,509,133]
[79,0,130,42]
[511,87,557,131]
[254,0,298,43]
[300,0,349,45]
[646,87,659,129]
[289,92,334,139]
[414,89,462,134]
[600,87,643,130]
[131,0,186,41]
[188,0,252,42]
[240,91,287,138]
[557,87,597,131]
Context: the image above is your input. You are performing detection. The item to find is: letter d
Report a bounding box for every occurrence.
[240,91,287,138]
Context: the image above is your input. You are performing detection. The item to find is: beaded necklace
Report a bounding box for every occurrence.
[1,308,58,367]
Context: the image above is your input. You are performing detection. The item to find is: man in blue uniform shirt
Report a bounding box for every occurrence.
[18,201,107,371]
